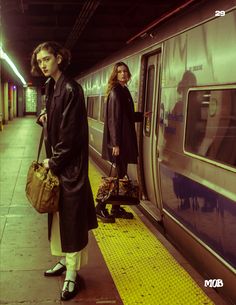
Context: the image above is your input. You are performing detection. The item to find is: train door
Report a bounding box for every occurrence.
[141,53,162,220]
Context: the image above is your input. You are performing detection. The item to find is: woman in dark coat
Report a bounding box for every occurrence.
[31,41,98,301]
[96,62,143,223]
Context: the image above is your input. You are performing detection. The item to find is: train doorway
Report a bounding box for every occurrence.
[141,52,162,220]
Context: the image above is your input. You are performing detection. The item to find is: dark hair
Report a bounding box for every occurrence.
[31,41,71,76]
[106,62,131,95]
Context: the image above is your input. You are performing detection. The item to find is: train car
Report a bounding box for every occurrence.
[77,0,236,302]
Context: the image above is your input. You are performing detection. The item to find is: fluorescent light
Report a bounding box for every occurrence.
[0,47,27,87]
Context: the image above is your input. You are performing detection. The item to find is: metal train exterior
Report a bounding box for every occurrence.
[77,0,236,302]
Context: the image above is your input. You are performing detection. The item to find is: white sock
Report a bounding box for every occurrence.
[63,270,77,292]
[46,257,66,273]
[60,257,66,266]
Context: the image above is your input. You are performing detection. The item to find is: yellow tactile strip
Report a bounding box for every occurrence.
[89,162,214,305]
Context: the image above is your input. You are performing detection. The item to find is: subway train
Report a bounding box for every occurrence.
[77,0,236,302]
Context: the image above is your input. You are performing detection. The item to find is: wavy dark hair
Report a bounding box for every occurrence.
[106,62,131,95]
[31,41,71,76]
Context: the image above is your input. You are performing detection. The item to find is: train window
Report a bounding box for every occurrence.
[87,96,99,120]
[100,96,107,122]
[185,89,236,167]
[144,65,154,136]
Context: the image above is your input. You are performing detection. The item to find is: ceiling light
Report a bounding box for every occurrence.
[0,47,27,87]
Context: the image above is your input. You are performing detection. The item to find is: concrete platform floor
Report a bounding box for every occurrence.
[0,117,122,305]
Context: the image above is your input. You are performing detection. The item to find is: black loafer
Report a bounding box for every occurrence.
[44,262,66,277]
[61,278,78,301]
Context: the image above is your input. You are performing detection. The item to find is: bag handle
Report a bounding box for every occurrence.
[109,162,116,177]
[108,158,130,179]
[108,162,119,195]
[36,122,46,163]
[109,156,119,177]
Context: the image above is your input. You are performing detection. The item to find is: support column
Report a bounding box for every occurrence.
[3,82,9,124]
[13,86,17,117]
[0,83,3,130]
[17,87,24,117]
[9,85,14,120]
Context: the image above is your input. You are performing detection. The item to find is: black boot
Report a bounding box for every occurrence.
[111,206,134,219]
[96,202,115,223]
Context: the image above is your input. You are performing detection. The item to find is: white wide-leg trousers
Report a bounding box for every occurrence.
[50,212,88,271]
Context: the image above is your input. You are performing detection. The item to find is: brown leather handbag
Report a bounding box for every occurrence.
[25,128,60,213]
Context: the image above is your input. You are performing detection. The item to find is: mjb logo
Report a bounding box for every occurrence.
[204,279,223,288]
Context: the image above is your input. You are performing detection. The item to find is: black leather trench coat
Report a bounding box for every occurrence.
[43,74,98,253]
[102,83,143,164]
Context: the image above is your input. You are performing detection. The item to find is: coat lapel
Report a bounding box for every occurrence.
[46,74,65,131]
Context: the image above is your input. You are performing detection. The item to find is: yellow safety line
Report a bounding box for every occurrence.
[89,162,214,305]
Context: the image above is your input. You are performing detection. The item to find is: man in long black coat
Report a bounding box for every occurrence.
[44,74,98,252]
[102,83,143,168]
[96,62,143,223]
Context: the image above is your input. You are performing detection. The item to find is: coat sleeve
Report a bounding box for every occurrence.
[48,85,86,174]
[107,90,122,147]
[128,89,143,122]
[134,111,143,122]
[36,108,47,127]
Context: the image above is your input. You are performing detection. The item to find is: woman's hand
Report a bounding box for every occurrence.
[43,158,50,169]
[112,146,120,156]
[39,114,47,124]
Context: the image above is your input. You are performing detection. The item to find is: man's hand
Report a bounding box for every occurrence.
[112,146,120,156]
[39,114,47,124]
[43,158,49,169]
[144,111,152,117]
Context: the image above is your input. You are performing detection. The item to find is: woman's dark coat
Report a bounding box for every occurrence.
[42,74,98,253]
[102,83,143,164]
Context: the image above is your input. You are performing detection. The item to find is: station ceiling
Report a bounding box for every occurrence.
[1,0,195,85]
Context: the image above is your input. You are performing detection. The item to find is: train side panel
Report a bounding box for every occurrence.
[156,9,236,302]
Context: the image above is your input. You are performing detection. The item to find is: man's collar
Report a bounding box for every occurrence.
[45,73,65,97]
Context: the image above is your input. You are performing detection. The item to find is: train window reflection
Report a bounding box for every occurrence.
[87,96,99,120]
[144,65,154,136]
[185,89,236,167]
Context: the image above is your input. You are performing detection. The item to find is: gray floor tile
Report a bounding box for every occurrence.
[0,216,6,240]
[0,206,9,216]
[0,270,61,303]
[1,229,49,248]
[1,215,48,249]
[0,246,55,271]
[8,205,36,215]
